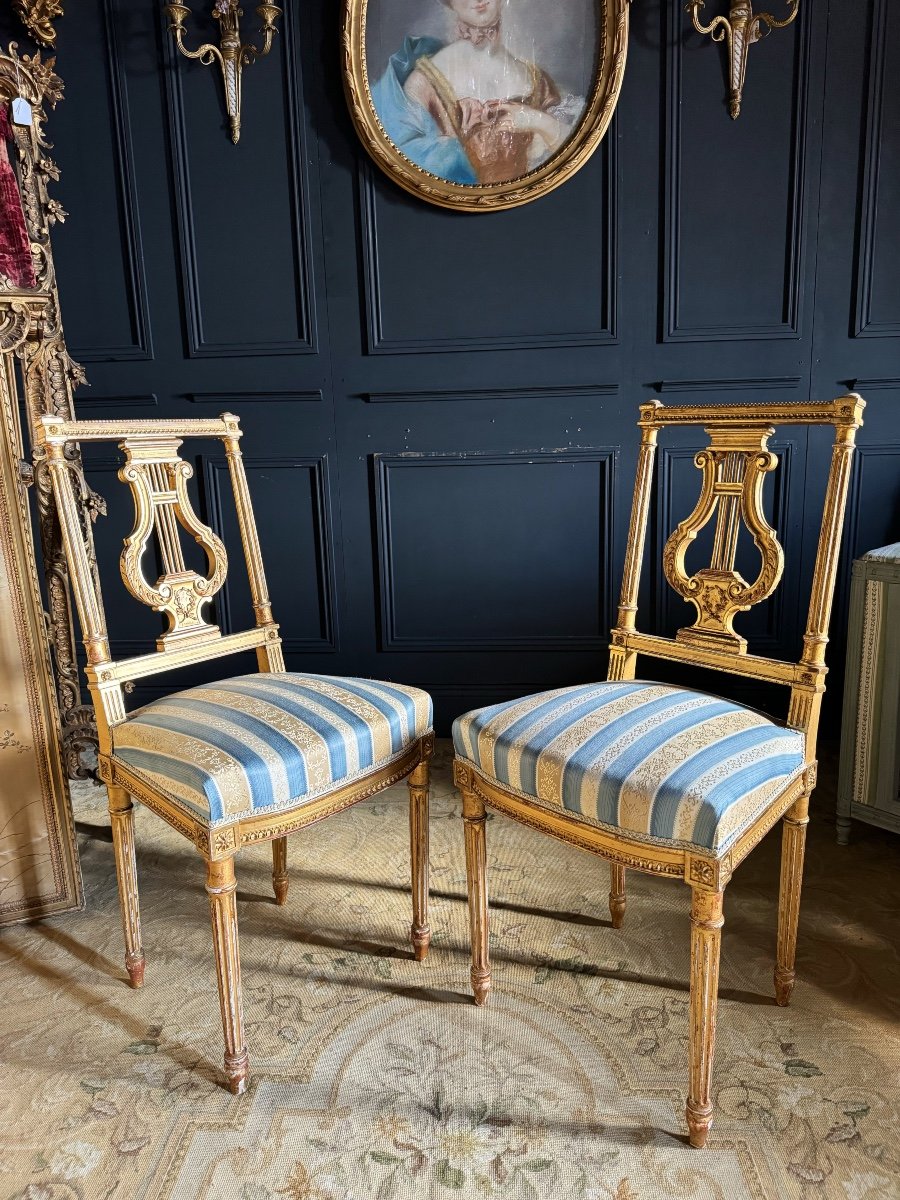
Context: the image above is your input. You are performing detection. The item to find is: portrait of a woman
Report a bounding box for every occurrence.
[369,0,591,186]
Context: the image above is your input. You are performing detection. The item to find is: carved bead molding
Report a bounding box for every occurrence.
[0,46,101,778]
[13,1,64,49]
[663,426,784,654]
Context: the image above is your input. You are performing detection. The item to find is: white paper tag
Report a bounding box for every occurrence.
[11,97,32,127]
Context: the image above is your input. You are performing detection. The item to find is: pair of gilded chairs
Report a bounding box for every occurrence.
[40,393,862,1149]
[452,394,864,1148]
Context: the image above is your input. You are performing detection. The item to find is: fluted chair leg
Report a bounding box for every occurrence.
[407,758,431,960]
[107,786,145,988]
[271,836,289,905]
[686,887,724,1149]
[206,857,249,1095]
[462,786,491,1006]
[775,792,810,1006]
[609,863,626,928]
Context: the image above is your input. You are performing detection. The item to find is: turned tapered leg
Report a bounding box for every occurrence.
[408,758,431,960]
[206,857,249,1095]
[272,837,289,906]
[462,787,491,1006]
[107,786,145,988]
[775,793,810,1007]
[609,863,626,928]
[686,887,724,1149]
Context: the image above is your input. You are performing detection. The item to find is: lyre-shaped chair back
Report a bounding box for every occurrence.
[609,395,865,758]
[118,434,229,648]
[32,413,284,756]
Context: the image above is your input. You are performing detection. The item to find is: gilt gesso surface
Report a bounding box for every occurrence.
[32,412,435,1097]
[453,396,864,1149]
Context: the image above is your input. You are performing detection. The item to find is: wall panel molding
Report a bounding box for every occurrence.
[186,390,323,405]
[72,0,152,363]
[839,440,900,577]
[205,456,338,653]
[73,393,158,411]
[853,0,899,339]
[654,377,802,394]
[847,378,900,393]
[375,448,616,651]
[163,5,317,358]
[842,444,900,553]
[359,132,618,354]
[663,1,812,342]
[363,384,618,404]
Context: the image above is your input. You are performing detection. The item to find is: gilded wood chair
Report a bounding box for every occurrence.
[33,413,434,1095]
[452,395,864,1148]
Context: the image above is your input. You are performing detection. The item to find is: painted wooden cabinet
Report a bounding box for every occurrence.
[836,544,900,843]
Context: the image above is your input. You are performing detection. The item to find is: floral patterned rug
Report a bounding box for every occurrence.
[1,743,898,1200]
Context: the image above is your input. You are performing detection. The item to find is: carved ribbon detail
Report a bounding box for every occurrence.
[118,439,227,648]
[662,427,784,653]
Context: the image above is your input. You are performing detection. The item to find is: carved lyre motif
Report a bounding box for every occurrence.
[118,436,227,649]
[662,425,784,653]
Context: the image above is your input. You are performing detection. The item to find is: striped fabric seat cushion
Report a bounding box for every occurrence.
[112,673,432,827]
[452,681,806,855]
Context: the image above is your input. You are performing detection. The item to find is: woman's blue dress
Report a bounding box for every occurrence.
[370,37,478,185]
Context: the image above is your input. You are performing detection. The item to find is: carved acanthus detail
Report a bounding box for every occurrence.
[13,1,65,49]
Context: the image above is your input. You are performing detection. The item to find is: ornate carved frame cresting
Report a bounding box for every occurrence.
[13,1,65,49]
[0,45,102,779]
[342,0,630,212]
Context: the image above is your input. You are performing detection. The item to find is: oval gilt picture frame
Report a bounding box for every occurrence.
[343,0,630,212]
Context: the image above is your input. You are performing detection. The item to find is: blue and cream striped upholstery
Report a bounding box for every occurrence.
[452,682,806,855]
[112,673,432,827]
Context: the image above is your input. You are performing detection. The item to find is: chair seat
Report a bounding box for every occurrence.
[452,681,806,855]
[111,673,433,827]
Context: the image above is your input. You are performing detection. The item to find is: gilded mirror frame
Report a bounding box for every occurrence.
[342,0,630,211]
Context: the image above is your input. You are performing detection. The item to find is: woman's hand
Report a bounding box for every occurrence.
[493,101,566,151]
[457,97,489,138]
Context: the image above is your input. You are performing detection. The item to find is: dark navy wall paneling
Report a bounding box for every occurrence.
[4,0,897,732]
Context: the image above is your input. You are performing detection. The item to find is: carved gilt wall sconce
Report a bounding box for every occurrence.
[164,1,281,144]
[686,0,799,119]
[12,1,64,48]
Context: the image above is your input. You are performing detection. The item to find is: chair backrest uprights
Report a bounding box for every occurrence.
[607,395,866,760]
[32,413,285,759]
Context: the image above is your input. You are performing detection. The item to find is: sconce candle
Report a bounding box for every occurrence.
[164,0,282,144]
